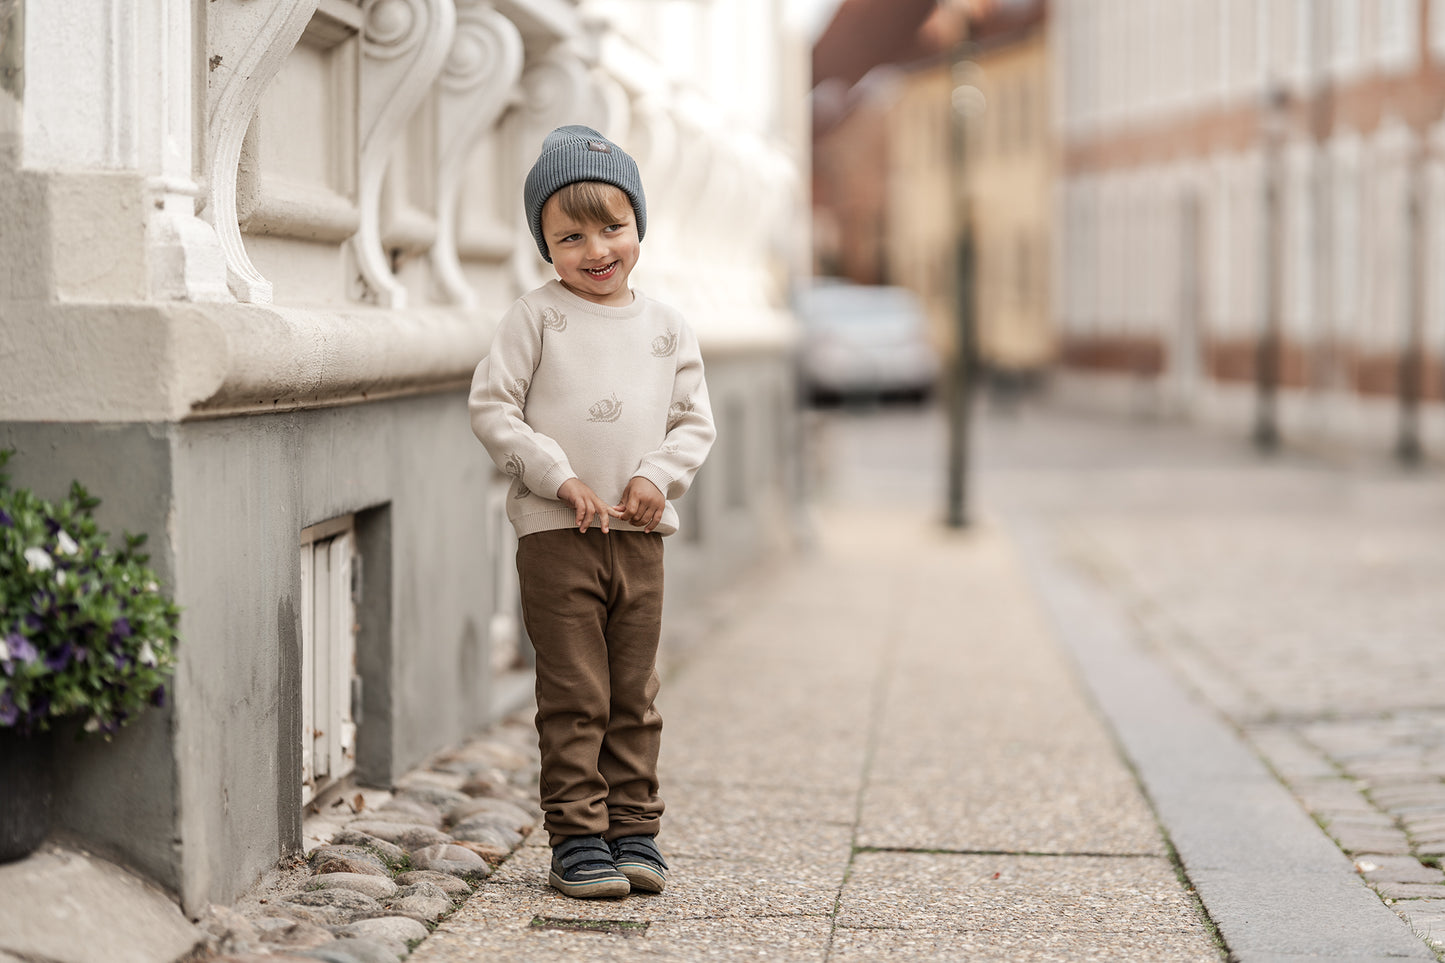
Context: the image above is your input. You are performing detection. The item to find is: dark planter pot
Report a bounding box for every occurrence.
[0,726,54,862]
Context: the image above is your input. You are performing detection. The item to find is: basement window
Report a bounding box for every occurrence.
[299,515,361,806]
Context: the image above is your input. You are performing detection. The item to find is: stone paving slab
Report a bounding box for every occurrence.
[482,843,844,920]
[655,781,857,858]
[832,852,1218,963]
[859,522,1164,858]
[0,846,207,963]
[416,906,834,963]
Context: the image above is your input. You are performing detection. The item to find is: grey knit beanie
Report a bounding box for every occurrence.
[524,125,647,262]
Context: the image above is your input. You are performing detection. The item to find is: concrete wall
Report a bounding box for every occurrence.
[167,392,501,906]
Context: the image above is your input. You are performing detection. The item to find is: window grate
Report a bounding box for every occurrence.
[300,516,359,807]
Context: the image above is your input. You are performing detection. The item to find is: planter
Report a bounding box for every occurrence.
[0,726,54,862]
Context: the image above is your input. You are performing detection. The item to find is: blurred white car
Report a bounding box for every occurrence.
[793,281,941,404]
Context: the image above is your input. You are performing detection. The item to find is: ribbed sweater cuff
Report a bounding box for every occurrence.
[632,464,675,499]
[538,463,576,500]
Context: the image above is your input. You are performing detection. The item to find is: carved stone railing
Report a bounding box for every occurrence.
[178,0,797,415]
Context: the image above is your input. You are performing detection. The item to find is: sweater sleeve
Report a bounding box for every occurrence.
[469,299,577,500]
[632,320,717,501]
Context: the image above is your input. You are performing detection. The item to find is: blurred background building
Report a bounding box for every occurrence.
[0,0,808,913]
[810,0,1445,458]
[1054,0,1445,457]
[810,0,1053,393]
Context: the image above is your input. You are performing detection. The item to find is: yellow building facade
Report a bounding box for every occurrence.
[883,2,1054,377]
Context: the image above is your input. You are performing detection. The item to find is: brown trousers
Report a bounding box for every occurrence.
[516,529,666,845]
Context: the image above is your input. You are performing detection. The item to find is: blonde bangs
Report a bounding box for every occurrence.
[554,182,632,227]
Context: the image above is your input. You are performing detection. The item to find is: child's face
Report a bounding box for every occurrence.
[540,192,640,307]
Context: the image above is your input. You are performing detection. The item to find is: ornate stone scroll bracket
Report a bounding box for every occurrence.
[351,0,458,309]
[431,2,523,307]
[203,0,323,304]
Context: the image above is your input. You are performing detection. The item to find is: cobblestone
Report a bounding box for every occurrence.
[196,716,544,962]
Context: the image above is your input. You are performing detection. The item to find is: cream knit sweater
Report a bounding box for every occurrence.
[469,280,716,538]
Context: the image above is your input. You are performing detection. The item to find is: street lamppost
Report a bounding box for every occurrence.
[1254,80,1287,453]
[1398,142,1426,465]
[948,49,985,529]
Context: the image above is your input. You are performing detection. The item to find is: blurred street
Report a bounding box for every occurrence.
[413,400,1445,962]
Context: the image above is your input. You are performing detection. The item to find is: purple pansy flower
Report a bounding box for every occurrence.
[0,508,12,527]
[110,617,132,640]
[0,691,17,727]
[7,633,36,664]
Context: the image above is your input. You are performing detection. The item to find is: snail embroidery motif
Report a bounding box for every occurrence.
[588,393,624,423]
[541,306,567,331]
[504,453,532,498]
[667,399,694,432]
[651,332,678,358]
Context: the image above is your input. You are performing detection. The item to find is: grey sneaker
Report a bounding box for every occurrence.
[610,834,668,894]
[549,835,630,899]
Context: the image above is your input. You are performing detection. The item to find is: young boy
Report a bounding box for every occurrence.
[469,125,715,899]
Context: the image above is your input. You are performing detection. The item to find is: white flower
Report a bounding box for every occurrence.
[84,717,101,733]
[0,637,9,662]
[139,641,158,667]
[55,530,79,555]
[144,581,159,593]
[55,569,67,587]
[24,547,53,572]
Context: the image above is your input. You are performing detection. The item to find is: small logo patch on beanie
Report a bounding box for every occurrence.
[586,139,613,154]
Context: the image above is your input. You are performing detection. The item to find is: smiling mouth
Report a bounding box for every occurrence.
[585,262,618,280]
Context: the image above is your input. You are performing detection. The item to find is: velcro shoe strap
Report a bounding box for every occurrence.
[613,835,667,868]
[556,837,615,871]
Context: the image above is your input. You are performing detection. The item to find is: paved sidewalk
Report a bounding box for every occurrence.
[969,406,1445,958]
[413,503,1221,962]
[413,402,1445,962]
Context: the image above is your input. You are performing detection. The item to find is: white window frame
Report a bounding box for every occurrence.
[300,515,359,807]
[1377,0,1420,72]
[1332,0,1363,77]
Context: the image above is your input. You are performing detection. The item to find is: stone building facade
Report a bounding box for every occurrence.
[1054,0,1445,456]
[0,0,806,912]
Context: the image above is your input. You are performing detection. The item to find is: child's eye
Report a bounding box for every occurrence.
[562,233,582,243]
[604,224,623,234]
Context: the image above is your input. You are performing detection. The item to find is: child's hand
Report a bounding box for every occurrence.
[615,477,666,533]
[557,478,623,533]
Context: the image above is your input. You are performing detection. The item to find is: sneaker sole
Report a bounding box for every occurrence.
[616,862,666,894]
[548,870,631,899]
